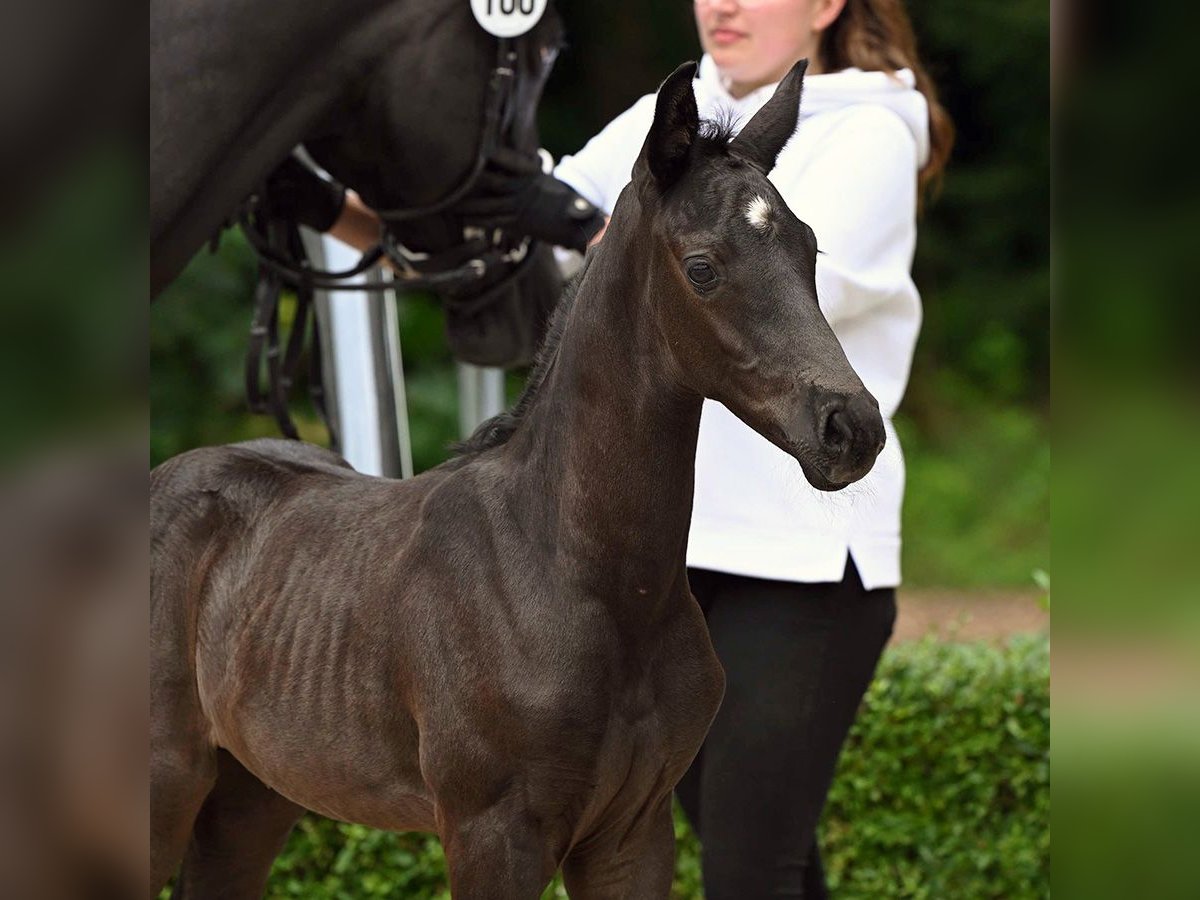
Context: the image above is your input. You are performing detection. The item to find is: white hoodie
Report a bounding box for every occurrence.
[554,55,929,589]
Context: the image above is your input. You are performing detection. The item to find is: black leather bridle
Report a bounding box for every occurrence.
[240,35,538,442]
[239,36,532,294]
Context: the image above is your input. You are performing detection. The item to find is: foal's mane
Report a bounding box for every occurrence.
[453,255,589,456]
[697,108,740,149]
[453,111,741,458]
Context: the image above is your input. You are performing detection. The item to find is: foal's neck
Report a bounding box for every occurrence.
[506,216,703,610]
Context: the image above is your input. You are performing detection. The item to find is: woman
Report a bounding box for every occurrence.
[551,1,952,896]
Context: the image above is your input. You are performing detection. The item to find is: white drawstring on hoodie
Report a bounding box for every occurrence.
[554,55,929,589]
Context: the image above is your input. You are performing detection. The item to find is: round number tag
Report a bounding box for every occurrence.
[470,0,547,38]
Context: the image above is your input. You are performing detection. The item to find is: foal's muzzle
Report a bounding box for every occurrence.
[804,390,886,491]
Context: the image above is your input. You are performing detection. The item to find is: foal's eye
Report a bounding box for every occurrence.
[686,260,717,289]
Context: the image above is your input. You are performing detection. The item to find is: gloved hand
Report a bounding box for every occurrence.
[456,147,605,253]
[263,155,347,233]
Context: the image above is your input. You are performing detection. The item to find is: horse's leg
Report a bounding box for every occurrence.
[150,633,218,897]
[561,797,676,900]
[151,503,224,894]
[172,750,303,899]
[442,806,559,899]
[150,737,217,895]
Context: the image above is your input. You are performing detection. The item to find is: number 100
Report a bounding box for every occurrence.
[488,0,535,13]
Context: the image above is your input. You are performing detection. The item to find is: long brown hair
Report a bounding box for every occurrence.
[819,0,954,196]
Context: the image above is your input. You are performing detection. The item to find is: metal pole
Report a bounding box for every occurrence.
[304,222,508,467]
[457,363,507,439]
[304,231,413,479]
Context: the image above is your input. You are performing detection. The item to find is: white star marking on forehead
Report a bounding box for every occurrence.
[745,194,772,233]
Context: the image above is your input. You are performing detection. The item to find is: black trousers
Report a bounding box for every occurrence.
[676,560,896,899]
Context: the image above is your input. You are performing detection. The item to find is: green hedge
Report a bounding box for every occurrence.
[822,635,1049,899]
[247,636,1047,899]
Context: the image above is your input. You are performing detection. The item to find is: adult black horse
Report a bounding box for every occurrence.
[151,0,598,366]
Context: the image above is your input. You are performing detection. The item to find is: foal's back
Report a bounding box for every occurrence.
[151,439,427,603]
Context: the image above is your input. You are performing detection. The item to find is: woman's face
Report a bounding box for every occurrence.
[694,0,845,95]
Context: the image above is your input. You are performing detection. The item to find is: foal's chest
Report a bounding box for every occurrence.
[599,609,725,791]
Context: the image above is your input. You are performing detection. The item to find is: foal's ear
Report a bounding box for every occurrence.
[636,61,700,191]
[729,59,807,173]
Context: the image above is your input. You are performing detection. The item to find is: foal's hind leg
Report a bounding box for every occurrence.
[151,736,217,894]
[172,750,303,899]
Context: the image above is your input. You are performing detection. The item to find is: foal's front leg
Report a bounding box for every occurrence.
[561,797,676,900]
[441,804,560,899]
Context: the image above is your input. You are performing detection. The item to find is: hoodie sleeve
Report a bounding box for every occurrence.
[553,94,658,215]
[772,105,920,327]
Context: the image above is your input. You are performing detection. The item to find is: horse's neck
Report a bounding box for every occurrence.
[507,226,704,606]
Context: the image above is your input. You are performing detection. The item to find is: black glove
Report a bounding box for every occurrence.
[456,146,605,253]
[263,155,347,233]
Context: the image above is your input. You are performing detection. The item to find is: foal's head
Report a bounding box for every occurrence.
[627,60,885,491]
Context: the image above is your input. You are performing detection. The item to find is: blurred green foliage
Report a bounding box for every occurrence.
[150,0,1048,588]
[242,636,1047,898]
[1,147,140,464]
[897,404,1048,588]
[1054,710,1200,900]
[1050,10,1200,900]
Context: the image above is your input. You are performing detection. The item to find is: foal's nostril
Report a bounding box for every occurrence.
[822,406,853,451]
